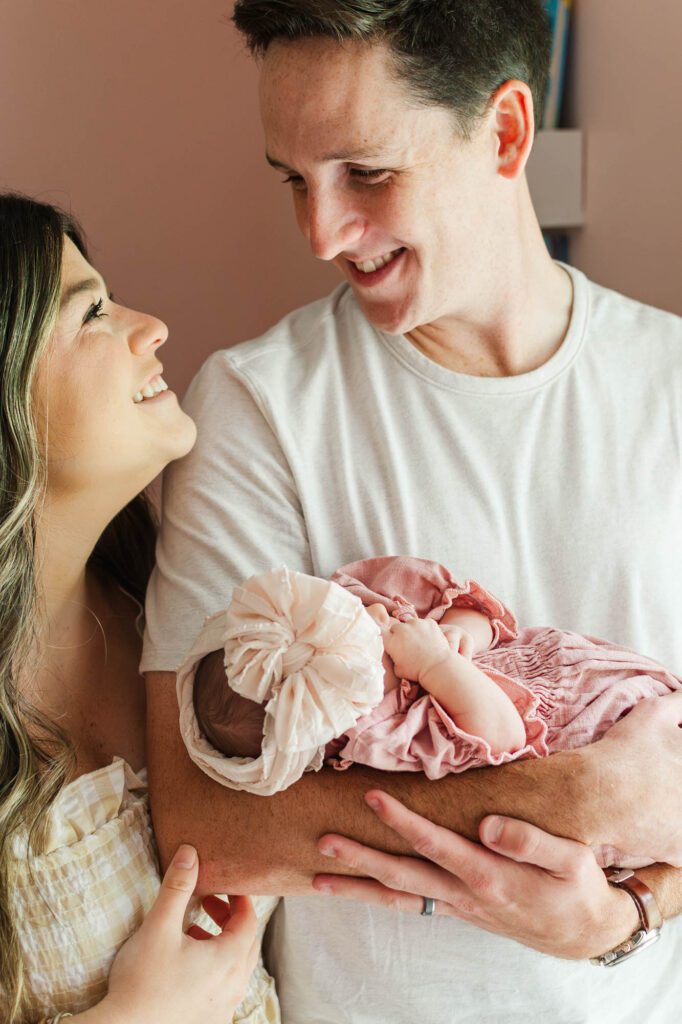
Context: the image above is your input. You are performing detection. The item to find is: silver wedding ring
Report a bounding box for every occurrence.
[421,896,436,917]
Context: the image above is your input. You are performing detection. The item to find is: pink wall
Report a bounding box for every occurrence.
[0,0,337,395]
[1,2,680,399]
[567,0,682,315]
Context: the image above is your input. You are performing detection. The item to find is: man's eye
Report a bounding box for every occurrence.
[350,168,390,183]
[83,298,108,324]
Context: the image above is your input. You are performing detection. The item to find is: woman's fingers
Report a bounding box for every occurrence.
[201,894,232,928]
[186,894,256,953]
[144,844,199,930]
[216,894,258,952]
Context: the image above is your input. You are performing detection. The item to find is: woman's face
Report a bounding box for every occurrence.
[37,237,196,502]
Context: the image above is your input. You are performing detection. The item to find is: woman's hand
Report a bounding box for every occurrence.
[313,792,640,960]
[99,844,258,1024]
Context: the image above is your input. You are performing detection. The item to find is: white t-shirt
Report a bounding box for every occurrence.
[143,264,682,1023]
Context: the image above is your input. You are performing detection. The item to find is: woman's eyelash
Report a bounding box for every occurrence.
[83,298,108,324]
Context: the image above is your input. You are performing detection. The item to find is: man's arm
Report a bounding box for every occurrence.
[146,671,603,893]
[147,678,682,960]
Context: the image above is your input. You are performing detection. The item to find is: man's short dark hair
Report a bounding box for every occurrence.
[232,0,552,137]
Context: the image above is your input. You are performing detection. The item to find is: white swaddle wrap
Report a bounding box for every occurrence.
[176,567,385,795]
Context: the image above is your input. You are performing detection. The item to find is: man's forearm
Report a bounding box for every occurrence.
[147,671,604,894]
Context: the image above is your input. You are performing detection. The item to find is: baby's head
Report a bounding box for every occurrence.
[194,650,266,758]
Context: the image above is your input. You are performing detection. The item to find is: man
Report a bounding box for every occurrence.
[143,2,682,1020]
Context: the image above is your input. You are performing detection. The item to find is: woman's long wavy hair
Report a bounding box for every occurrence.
[0,193,158,1022]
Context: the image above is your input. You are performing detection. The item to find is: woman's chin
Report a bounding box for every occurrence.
[138,415,197,489]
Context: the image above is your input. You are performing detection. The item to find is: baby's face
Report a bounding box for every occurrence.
[366,603,399,693]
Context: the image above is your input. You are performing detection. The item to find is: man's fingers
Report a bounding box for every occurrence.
[314,874,418,910]
[318,829,464,903]
[361,790,499,878]
[479,816,595,877]
[145,844,199,929]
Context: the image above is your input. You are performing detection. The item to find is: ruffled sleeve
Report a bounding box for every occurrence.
[176,567,385,795]
[331,555,518,645]
[332,668,548,779]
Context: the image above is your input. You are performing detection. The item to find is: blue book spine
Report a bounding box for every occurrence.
[542,0,572,129]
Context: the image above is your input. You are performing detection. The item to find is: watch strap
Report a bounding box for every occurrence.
[590,868,663,968]
[606,868,663,931]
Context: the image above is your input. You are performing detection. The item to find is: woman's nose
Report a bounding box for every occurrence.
[128,312,168,354]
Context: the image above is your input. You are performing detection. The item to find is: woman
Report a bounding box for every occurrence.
[0,193,278,1024]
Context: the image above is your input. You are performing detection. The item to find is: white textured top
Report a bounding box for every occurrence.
[144,265,682,1023]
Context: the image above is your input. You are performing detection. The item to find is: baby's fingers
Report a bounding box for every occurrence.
[458,631,474,659]
[441,625,474,659]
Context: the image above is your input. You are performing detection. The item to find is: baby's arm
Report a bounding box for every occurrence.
[383,618,526,755]
[439,606,494,655]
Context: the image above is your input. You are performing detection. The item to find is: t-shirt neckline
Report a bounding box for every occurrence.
[371,262,589,395]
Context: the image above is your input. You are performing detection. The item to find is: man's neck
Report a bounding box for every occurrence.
[406,209,574,378]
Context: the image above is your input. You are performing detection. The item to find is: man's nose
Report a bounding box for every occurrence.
[303,189,365,262]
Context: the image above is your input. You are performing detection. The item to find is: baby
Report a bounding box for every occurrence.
[176,556,681,865]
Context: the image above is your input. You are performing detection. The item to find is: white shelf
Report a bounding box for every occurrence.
[527,129,584,229]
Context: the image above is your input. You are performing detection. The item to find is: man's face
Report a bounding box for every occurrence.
[260,37,501,336]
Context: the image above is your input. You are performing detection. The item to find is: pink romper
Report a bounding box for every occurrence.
[327,556,682,784]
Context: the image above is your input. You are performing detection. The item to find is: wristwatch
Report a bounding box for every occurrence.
[590,868,663,967]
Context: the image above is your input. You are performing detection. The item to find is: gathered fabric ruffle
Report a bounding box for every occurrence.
[177,567,385,795]
[331,555,518,645]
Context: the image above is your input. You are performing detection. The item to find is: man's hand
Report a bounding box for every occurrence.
[584,691,682,865]
[313,791,640,960]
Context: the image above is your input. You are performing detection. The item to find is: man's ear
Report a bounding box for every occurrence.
[491,79,535,180]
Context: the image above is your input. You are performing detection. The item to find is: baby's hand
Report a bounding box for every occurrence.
[382,617,451,683]
[440,623,476,660]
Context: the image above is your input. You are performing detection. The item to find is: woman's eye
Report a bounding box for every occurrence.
[83,298,108,325]
[281,174,306,191]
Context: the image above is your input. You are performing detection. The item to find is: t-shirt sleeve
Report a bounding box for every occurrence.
[141,351,314,672]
